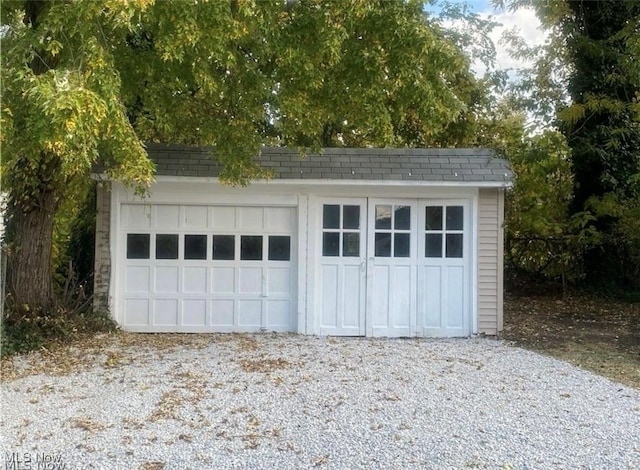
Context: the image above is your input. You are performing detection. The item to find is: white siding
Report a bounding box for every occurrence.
[477,188,504,335]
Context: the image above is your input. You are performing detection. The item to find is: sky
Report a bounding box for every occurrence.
[426,0,547,75]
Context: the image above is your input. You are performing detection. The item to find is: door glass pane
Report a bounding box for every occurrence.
[426,206,443,230]
[184,234,207,260]
[375,232,391,257]
[268,236,291,261]
[156,234,178,260]
[425,234,443,258]
[127,234,150,259]
[240,235,263,260]
[322,232,339,256]
[446,234,463,258]
[375,205,392,229]
[323,205,340,229]
[446,206,464,230]
[394,233,410,257]
[212,235,234,260]
[394,206,411,230]
[343,205,360,229]
[342,232,360,257]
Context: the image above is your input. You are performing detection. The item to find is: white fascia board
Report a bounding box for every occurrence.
[157,175,512,188]
[156,175,513,188]
[91,173,512,189]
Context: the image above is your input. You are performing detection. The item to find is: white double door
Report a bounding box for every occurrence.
[319,197,470,337]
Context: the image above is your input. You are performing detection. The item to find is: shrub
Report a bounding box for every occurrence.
[1,300,116,358]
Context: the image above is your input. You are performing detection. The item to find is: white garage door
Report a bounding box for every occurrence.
[319,198,470,337]
[119,204,296,332]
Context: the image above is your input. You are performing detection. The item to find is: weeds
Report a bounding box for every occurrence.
[1,301,116,358]
[1,262,116,358]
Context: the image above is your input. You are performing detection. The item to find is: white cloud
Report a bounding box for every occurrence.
[479,7,547,75]
[433,4,547,78]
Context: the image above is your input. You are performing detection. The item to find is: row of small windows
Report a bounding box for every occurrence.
[126,234,291,261]
[127,206,462,260]
[322,232,462,259]
[322,204,463,232]
[321,204,464,258]
[371,233,463,258]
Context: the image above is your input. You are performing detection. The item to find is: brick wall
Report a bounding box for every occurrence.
[93,182,111,314]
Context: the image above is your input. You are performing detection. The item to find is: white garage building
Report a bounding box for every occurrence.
[93,144,511,337]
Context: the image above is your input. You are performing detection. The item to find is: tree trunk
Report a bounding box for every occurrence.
[2,1,58,310]
[6,189,57,310]
[3,1,61,312]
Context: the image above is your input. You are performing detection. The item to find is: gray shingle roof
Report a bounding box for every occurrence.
[145,143,512,184]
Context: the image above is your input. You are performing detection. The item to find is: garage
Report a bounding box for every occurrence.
[94,144,511,337]
[119,203,296,332]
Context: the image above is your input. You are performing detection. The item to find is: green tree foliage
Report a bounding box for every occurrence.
[114,0,473,176]
[504,129,601,285]
[559,2,640,206]
[56,181,96,297]
[421,1,511,148]
[1,0,155,309]
[497,0,640,289]
[441,90,593,285]
[1,0,478,312]
[561,1,640,287]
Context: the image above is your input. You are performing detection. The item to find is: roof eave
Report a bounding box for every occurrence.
[91,173,513,188]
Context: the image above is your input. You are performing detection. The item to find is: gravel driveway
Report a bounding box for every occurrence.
[1,334,639,469]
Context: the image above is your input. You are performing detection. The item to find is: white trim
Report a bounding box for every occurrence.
[109,180,482,204]
[307,194,319,335]
[109,184,121,324]
[118,189,299,207]
[92,173,512,189]
[497,188,505,334]
[471,190,479,335]
[297,194,308,334]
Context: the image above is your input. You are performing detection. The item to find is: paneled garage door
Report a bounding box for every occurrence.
[119,204,296,332]
[319,198,470,337]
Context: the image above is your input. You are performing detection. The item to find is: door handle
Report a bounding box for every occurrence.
[360,259,366,273]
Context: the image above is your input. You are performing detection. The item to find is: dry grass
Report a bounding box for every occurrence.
[149,369,210,423]
[240,357,293,373]
[69,417,108,432]
[0,332,218,381]
[139,462,165,470]
[3,297,637,392]
[503,293,640,389]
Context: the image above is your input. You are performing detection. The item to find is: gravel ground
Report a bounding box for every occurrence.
[1,334,639,469]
